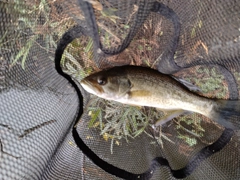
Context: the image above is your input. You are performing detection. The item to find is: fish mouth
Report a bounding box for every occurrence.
[80,79,103,95]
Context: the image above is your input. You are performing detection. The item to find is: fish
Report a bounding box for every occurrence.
[80,65,240,129]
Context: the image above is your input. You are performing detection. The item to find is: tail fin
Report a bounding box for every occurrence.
[210,100,240,130]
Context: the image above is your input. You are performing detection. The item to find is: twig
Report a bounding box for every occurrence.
[0,123,13,131]
[19,120,56,138]
[173,119,201,138]
[0,139,21,159]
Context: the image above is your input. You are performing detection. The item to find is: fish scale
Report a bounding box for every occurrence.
[122,66,214,114]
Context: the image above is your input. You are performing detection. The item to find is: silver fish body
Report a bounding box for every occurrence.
[81,65,239,129]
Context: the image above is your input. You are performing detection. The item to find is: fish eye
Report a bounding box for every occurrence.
[97,77,107,85]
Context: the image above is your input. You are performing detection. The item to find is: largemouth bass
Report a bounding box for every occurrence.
[80,65,239,129]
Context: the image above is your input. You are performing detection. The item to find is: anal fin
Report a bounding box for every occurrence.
[154,109,192,127]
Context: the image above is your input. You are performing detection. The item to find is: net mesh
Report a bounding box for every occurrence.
[0,0,240,179]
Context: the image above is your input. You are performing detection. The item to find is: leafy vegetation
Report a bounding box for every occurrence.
[9,0,76,69]
[86,96,166,153]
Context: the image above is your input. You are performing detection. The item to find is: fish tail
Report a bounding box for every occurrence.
[209,100,240,130]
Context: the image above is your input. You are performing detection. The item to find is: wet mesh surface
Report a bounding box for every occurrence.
[0,0,240,180]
